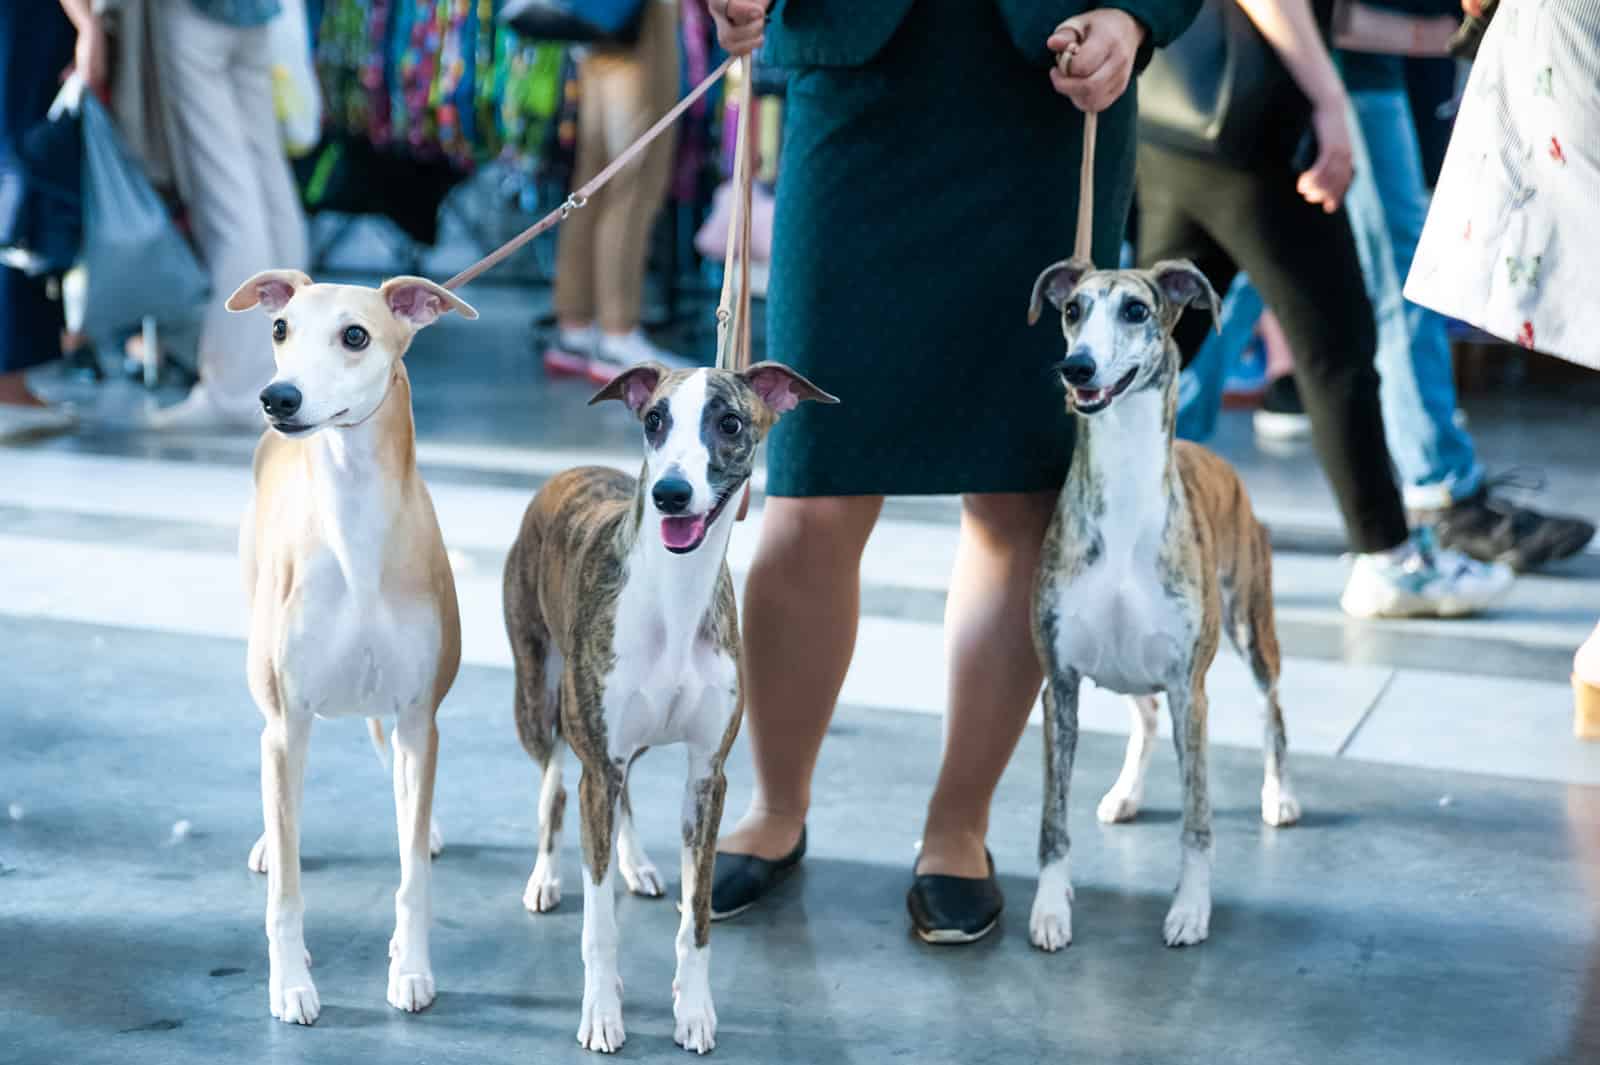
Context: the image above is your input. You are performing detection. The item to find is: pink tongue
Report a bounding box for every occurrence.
[661,515,707,550]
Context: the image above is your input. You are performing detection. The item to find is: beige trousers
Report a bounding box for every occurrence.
[553,0,681,334]
[152,0,308,413]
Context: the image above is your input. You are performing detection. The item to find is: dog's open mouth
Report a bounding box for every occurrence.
[660,483,742,554]
[1067,368,1139,414]
[269,408,349,436]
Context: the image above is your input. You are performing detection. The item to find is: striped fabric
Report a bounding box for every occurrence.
[1404,0,1600,370]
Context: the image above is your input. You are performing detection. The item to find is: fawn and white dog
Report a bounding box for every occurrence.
[229,271,475,1023]
[502,362,834,1054]
[1025,258,1301,951]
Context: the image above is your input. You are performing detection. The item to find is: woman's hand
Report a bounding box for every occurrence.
[1462,0,1484,16]
[1048,10,1148,113]
[709,0,769,58]
[1297,99,1355,212]
[73,20,109,99]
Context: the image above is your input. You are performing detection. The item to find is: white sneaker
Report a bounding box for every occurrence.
[0,401,77,442]
[1340,528,1514,619]
[589,329,692,384]
[544,324,598,378]
[148,384,262,433]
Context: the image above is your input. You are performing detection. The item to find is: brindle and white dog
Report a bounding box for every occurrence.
[1025,258,1301,951]
[503,361,835,1054]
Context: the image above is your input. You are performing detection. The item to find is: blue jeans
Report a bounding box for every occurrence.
[1175,275,1263,443]
[1350,87,1482,510]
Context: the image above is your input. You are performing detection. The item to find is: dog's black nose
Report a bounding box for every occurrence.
[1059,351,1097,386]
[259,382,303,419]
[652,477,694,515]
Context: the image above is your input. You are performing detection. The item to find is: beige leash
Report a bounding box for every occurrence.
[1057,31,1098,263]
[714,64,758,519]
[442,55,737,292]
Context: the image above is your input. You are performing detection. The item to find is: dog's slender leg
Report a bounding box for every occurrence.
[369,716,444,856]
[1163,676,1214,947]
[673,748,725,1053]
[617,771,665,898]
[525,743,568,913]
[1258,686,1301,827]
[261,710,319,1024]
[577,762,626,1053]
[386,707,439,1012]
[1096,695,1161,824]
[1030,670,1080,952]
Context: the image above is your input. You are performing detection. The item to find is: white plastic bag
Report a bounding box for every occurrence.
[268,0,322,157]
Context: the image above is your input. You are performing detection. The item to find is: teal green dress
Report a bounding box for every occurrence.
[763,0,1199,497]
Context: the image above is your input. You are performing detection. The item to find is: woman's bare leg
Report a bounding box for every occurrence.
[917,490,1056,877]
[718,495,883,860]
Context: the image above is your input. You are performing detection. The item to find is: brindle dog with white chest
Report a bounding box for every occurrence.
[1025,258,1302,951]
[503,361,835,1054]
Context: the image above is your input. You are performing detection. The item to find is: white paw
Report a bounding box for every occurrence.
[673,986,718,1054]
[1096,788,1143,824]
[523,856,562,913]
[247,833,268,874]
[620,857,665,898]
[1163,893,1212,947]
[429,819,445,858]
[1261,786,1302,827]
[577,992,626,1053]
[387,961,437,1013]
[269,965,320,1025]
[1028,892,1074,952]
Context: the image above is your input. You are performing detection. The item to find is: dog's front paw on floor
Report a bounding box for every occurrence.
[1162,894,1212,947]
[577,994,627,1053]
[523,857,562,913]
[387,964,437,1013]
[672,991,718,1055]
[269,977,321,1025]
[1029,896,1074,952]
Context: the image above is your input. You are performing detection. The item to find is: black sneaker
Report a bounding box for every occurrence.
[1421,473,1596,573]
[1252,375,1312,441]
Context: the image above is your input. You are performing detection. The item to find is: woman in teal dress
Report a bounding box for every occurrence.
[709,0,1200,942]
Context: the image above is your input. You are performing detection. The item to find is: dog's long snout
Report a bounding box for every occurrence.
[1059,350,1097,386]
[260,382,304,420]
[651,476,694,515]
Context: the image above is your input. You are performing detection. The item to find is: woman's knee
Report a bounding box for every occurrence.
[754,495,883,569]
[960,491,1057,548]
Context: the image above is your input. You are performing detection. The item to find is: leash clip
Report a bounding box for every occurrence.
[560,193,589,218]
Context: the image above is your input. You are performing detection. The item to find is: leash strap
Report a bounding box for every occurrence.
[1056,32,1098,263]
[712,63,757,520]
[441,55,737,292]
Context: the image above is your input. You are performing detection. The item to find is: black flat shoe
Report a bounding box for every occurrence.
[709,827,806,921]
[907,850,1003,945]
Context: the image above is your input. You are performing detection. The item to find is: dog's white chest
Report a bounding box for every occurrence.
[278,548,442,719]
[602,574,737,760]
[1050,550,1191,695]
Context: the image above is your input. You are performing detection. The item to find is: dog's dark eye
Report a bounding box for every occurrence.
[342,325,370,351]
[272,319,287,342]
[1121,300,1151,324]
[718,413,743,437]
[643,410,663,434]
[1064,301,1082,324]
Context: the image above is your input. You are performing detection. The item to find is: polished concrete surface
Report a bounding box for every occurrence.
[5,270,1600,1064]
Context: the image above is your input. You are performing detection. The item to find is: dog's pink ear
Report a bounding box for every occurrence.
[379,276,479,329]
[742,362,839,415]
[1148,260,1222,334]
[1028,258,1093,326]
[589,363,665,414]
[226,270,312,314]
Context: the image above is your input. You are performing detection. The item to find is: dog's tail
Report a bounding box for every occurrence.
[368,717,392,771]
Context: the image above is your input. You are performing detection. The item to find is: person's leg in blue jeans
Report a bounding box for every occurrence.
[1351,87,1481,511]
[1176,275,1263,443]
[1352,87,1594,570]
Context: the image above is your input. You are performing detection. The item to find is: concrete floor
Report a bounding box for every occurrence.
[4,618,1600,1065]
[5,265,1600,1064]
